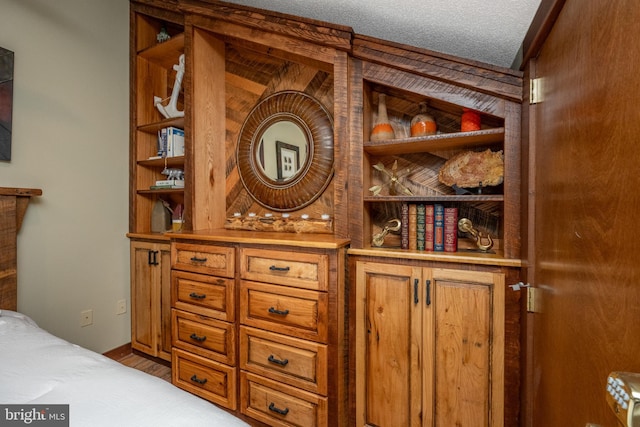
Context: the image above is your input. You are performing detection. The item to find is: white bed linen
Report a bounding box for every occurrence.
[0,310,249,427]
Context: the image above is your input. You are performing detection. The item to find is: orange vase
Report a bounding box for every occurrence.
[410,102,437,137]
[370,94,395,141]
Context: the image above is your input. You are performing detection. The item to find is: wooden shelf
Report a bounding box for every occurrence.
[364,194,504,203]
[137,188,184,195]
[137,117,185,134]
[137,33,185,68]
[137,156,185,167]
[363,127,504,156]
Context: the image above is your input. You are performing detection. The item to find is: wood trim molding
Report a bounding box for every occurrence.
[521,0,567,67]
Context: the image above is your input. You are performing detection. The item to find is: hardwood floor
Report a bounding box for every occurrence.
[104,344,171,382]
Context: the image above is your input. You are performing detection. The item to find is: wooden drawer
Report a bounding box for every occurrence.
[172,270,234,321]
[240,326,327,395]
[241,371,327,427]
[172,348,237,410]
[172,242,235,277]
[240,280,328,343]
[172,309,235,365]
[240,247,328,290]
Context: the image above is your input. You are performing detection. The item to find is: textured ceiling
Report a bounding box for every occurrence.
[222,0,541,69]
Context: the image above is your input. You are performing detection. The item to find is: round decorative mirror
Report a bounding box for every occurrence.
[237,91,334,211]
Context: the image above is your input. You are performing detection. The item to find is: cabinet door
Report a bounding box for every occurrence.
[426,268,504,427]
[355,261,423,427]
[130,240,171,361]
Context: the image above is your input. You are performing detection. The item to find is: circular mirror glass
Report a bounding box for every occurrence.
[256,120,309,182]
[237,91,334,211]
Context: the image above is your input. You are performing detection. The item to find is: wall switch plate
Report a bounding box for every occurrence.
[116,299,127,315]
[80,309,93,327]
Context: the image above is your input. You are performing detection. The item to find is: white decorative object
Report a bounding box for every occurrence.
[154,54,185,119]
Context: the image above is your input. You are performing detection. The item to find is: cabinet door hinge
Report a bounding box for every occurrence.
[527,287,542,313]
[530,78,542,104]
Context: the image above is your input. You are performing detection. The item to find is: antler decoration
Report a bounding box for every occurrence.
[369,160,414,196]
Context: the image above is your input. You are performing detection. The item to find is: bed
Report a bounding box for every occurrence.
[0,309,249,426]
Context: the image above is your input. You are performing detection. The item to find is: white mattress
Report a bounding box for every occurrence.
[0,310,249,427]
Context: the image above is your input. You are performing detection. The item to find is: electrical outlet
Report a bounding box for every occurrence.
[80,309,93,327]
[116,299,127,315]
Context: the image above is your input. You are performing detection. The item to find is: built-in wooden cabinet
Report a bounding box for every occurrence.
[130,4,185,235]
[354,259,506,427]
[129,2,526,426]
[171,240,238,409]
[169,231,349,426]
[348,35,523,260]
[130,239,172,361]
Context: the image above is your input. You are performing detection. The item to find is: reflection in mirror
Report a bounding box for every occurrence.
[256,121,308,182]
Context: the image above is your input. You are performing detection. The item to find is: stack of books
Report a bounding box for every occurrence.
[149,127,185,159]
[401,203,458,252]
[150,179,185,190]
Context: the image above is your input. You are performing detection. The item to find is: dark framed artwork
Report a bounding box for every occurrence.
[276,140,299,181]
[0,47,14,161]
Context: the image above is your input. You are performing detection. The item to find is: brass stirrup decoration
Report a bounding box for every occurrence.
[372,218,402,247]
[458,218,494,252]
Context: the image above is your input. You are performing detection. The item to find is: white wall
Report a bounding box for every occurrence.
[0,0,130,353]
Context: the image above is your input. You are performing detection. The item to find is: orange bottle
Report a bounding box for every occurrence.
[370,94,395,141]
[410,102,437,137]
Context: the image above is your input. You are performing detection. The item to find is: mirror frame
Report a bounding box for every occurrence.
[237,91,334,211]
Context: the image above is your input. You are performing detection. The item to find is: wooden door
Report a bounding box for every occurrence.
[526,0,640,425]
[130,240,171,361]
[355,261,423,427]
[131,240,159,356]
[427,269,504,427]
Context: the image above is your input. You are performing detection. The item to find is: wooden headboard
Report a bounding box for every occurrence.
[0,187,42,310]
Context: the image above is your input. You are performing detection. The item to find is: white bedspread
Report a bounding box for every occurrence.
[0,310,249,427]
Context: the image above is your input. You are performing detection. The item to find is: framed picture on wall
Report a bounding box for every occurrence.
[0,47,14,161]
[276,140,299,181]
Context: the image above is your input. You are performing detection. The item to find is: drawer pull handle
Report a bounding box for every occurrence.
[189,292,206,300]
[190,374,207,385]
[268,355,289,366]
[268,402,289,416]
[190,333,207,342]
[269,265,290,272]
[190,256,207,263]
[268,307,290,316]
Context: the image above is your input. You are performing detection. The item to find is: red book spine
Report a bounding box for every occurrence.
[424,204,434,251]
[444,207,458,252]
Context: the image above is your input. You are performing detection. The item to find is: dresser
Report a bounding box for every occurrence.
[169,230,349,426]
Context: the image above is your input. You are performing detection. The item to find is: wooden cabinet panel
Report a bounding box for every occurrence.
[172,270,235,321]
[172,309,235,364]
[172,348,237,410]
[355,260,505,427]
[240,247,328,290]
[172,242,235,277]
[130,240,172,362]
[240,326,328,394]
[356,262,422,427]
[241,371,328,427]
[240,280,328,342]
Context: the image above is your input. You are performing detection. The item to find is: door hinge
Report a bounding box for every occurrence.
[530,78,542,104]
[527,287,542,313]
